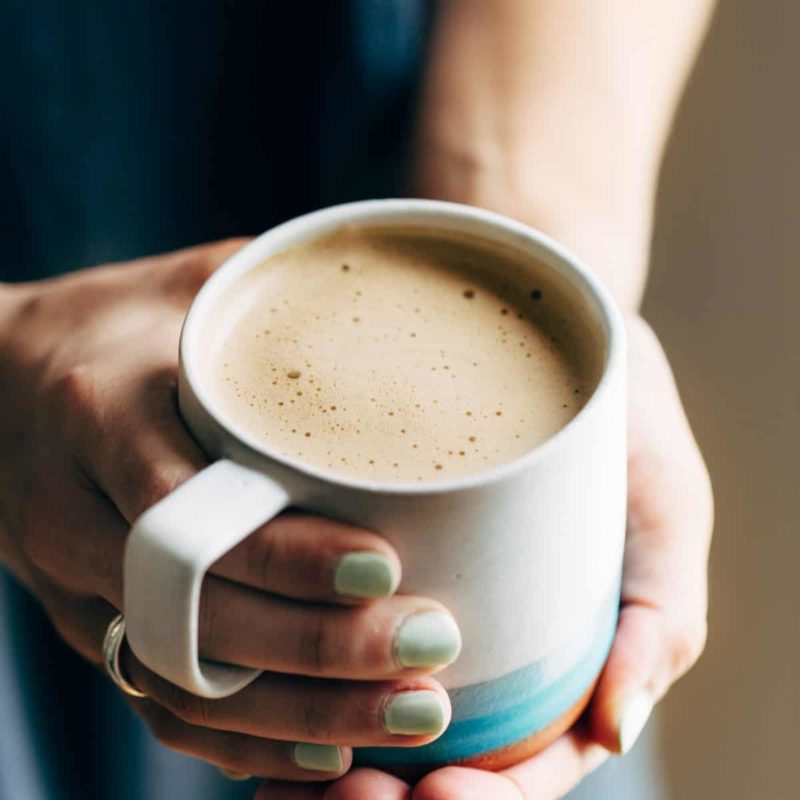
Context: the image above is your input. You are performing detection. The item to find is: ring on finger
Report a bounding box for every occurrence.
[102,613,147,698]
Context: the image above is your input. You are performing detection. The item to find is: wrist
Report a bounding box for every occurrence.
[411,138,653,312]
[0,282,35,357]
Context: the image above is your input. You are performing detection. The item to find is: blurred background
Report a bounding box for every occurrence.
[645,1,798,798]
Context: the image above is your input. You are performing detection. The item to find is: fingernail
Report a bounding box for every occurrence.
[617,691,654,754]
[293,742,343,773]
[218,768,251,781]
[395,611,462,668]
[384,690,447,736]
[334,552,397,599]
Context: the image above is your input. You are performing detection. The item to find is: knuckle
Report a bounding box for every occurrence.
[248,527,280,589]
[19,510,49,570]
[18,497,69,588]
[47,605,100,665]
[671,617,708,677]
[54,366,95,408]
[197,584,223,657]
[136,463,186,513]
[49,366,99,438]
[298,610,340,675]
[158,680,215,727]
[298,694,331,742]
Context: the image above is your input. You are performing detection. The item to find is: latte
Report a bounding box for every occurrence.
[203,227,597,483]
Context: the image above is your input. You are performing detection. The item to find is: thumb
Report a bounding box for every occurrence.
[589,317,712,755]
[588,604,669,754]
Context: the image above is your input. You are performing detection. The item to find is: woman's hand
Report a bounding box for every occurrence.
[257,313,713,799]
[0,241,461,782]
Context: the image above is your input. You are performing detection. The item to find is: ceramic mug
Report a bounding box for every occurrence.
[124,199,627,772]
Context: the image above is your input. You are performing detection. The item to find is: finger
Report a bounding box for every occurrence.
[48,596,351,783]
[133,703,350,782]
[125,652,452,747]
[68,365,207,526]
[197,578,461,678]
[257,767,412,800]
[32,580,116,666]
[626,315,713,616]
[588,597,707,754]
[62,240,252,525]
[587,605,661,753]
[211,514,401,603]
[412,729,607,800]
[323,768,412,800]
[414,767,523,800]
[38,591,337,781]
[155,237,251,302]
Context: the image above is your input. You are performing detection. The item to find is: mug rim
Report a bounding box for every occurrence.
[180,199,625,496]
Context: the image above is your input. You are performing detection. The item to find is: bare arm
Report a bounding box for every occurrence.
[413,0,715,309]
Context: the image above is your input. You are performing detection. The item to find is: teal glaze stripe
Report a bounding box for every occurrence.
[355,597,619,767]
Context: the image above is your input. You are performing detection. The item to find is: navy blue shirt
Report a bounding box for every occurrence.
[0,1,428,280]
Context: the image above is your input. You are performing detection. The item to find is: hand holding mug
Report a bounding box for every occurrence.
[290,313,713,800]
[0,239,460,781]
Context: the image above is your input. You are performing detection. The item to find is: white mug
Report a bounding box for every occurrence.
[124,199,627,770]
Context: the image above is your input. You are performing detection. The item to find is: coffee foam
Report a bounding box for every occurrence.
[201,226,600,483]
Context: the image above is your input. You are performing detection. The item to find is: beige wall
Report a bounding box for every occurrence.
[644,1,799,798]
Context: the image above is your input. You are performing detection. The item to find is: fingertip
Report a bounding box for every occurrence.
[617,690,655,755]
[292,743,352,776]
[333,551,400,600]
[331,528,403,601]
[216,514,404,605]
[383,688,451,740]
[394,611,462,671]
[324,767,411,800]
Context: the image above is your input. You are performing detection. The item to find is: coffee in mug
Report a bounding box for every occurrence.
[203,227,600,483]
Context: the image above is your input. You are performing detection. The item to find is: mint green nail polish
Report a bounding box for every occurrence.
[334,552,396,598]
[395,612,462,668]
[384,691,447,735]
[293,743,343,773]
[218,768,251,781]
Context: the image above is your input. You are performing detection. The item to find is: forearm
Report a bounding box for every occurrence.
[412,0,715,310]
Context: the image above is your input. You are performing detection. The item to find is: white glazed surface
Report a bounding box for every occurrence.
[124,200,626,697]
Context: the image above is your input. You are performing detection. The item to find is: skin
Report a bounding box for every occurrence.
[0,243,455,780]
[0,0,715,797]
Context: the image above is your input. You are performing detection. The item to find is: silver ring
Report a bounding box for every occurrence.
[103,613,147,698]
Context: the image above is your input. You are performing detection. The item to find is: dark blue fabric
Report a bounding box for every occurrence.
[0,0,427,279]
[1,3,427,799]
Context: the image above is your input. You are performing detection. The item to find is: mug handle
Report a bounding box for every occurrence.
[124,459,290,698]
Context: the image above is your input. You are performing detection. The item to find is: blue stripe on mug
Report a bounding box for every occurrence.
[356,589,619,767]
